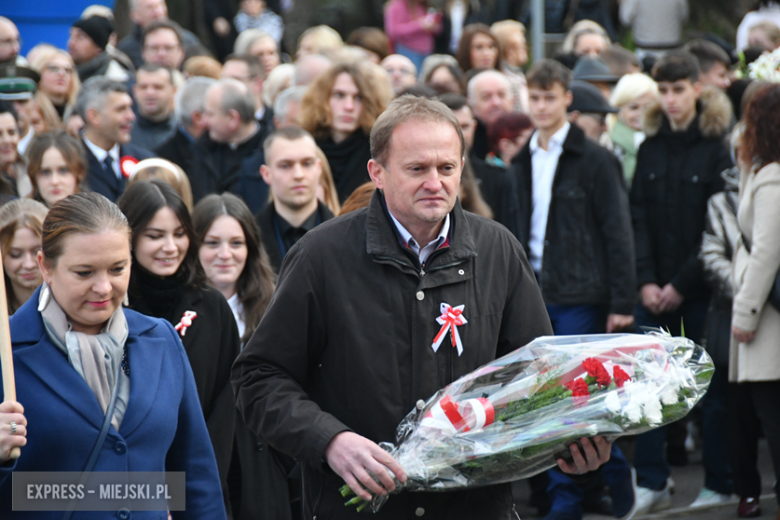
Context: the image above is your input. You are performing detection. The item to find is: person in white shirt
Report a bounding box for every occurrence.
[513,59,637,520]
[76,77,155,202]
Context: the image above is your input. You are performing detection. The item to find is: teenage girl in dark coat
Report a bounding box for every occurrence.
[118,179,240,517]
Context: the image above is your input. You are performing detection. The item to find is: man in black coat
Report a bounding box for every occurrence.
[512,60,637,520]
[221,55,276,146]
[629,51,733,515]
[256,127,334,273]
[155,76,215,173]
[232,95,612,520]
[188,78,268,207]
[77,77,154,202]
[117,0,208,69]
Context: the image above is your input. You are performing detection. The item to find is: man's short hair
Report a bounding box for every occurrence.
[273,86,307,123]
[75,77,129,121]
[651,51,701,84]
[225,53,266,81]
[682,39,731,74]
[599,46,641,76]
[370,95,464,167]
[136,62,174,83]
[177,76,216,126]
[141,19,183,48]
[466,70,511,101]
[526,59,572,91]
[213,78,256,124]
[437,93,468,112]
[263,126,316,161]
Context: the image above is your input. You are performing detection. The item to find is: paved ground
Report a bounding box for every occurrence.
[512,438,778,520]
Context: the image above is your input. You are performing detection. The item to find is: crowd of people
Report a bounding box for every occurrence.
[0,1,780,519]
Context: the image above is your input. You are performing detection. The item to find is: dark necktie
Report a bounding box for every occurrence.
[103,155,115,179]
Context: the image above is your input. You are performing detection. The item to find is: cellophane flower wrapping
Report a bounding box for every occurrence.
[341,332,713,513]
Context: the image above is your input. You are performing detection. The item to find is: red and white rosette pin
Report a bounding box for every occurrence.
[120,156,139,179]
[422,395,495,434]
[175,310,197,337]
[432,303,467,356]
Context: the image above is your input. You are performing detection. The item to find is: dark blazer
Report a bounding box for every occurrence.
[188,129,267,205]
[82,139,155,202]
[255,201,335,273]
[0,287,225,519]
[128,286,240,516]
[233,192,553,520]
[156,127,194,174]
[513,123,637,315]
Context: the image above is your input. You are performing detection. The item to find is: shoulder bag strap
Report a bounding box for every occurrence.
[61,361,123,520]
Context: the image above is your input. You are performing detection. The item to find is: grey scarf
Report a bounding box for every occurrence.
[39,283,130,431]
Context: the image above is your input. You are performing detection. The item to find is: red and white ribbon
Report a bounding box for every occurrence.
[422,395,495,433]
[120,156,139,179]
[175,310,198,337]
[432,303,467,356]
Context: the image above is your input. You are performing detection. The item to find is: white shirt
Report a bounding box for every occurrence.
[83,136,121,179]
[227,293,246,344]
[17,128,33,156]
[528,122,570,273]
[388,211,450,266]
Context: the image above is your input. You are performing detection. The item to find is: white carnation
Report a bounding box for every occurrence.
[605,392,622,414]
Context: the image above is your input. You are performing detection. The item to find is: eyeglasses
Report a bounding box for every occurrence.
[45,65,73,75]
[144,44,180,54]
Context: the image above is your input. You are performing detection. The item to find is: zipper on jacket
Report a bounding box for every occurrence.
[375,255,423,278]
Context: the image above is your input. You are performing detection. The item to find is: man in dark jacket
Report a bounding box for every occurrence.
[232,95,612,520]
[189,78,268,207]
[256,127,334,273]
[630,51,733,514]
[512,59,636,520]
[117,0,208,69]
[156,76,215,171]
[69,15,132,83]
[130,64,177,150]
[76,77,154,202]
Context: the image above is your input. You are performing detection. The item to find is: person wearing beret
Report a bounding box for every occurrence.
[68,16,133,83]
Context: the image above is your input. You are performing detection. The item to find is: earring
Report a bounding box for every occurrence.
[123,292,129,307]
[38,284,51,311]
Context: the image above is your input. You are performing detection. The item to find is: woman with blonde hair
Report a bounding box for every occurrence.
[0,199,48,314]
[128,158,195,213]
[491,20,529,111]
[608,73,658,186]
[561,20,611,57]
[26,130,88,208]
[30,47,80,121]
[300,60,392,201]
[296,25,344,59]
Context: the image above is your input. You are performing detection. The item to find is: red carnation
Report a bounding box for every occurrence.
[565,378,590,407]
[613,366,631,388]
[583,358,612,388]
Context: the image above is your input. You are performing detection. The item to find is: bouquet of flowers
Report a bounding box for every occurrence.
[341,332,713,513]
[746,47,780,82]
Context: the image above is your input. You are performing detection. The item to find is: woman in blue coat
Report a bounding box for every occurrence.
[0,192,225,519]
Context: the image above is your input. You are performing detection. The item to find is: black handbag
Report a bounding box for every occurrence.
[740,233,780,311]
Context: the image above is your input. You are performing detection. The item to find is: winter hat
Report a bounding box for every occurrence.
[72,16,115,50]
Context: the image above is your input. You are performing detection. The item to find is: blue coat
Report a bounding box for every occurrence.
[0,287,226,519]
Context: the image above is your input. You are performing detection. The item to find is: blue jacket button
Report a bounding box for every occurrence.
[117,508,130,519]
[114,441,127,454]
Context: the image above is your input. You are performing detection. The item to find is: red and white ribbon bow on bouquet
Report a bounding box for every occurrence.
[175,310,198,337]
[422,395,495,434]
[432,303,467,356]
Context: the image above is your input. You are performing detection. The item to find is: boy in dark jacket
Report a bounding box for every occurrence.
[512,60,637,520]
[630,51,733,514]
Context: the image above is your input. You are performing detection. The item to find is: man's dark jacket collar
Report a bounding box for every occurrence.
[365,191,477,268]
